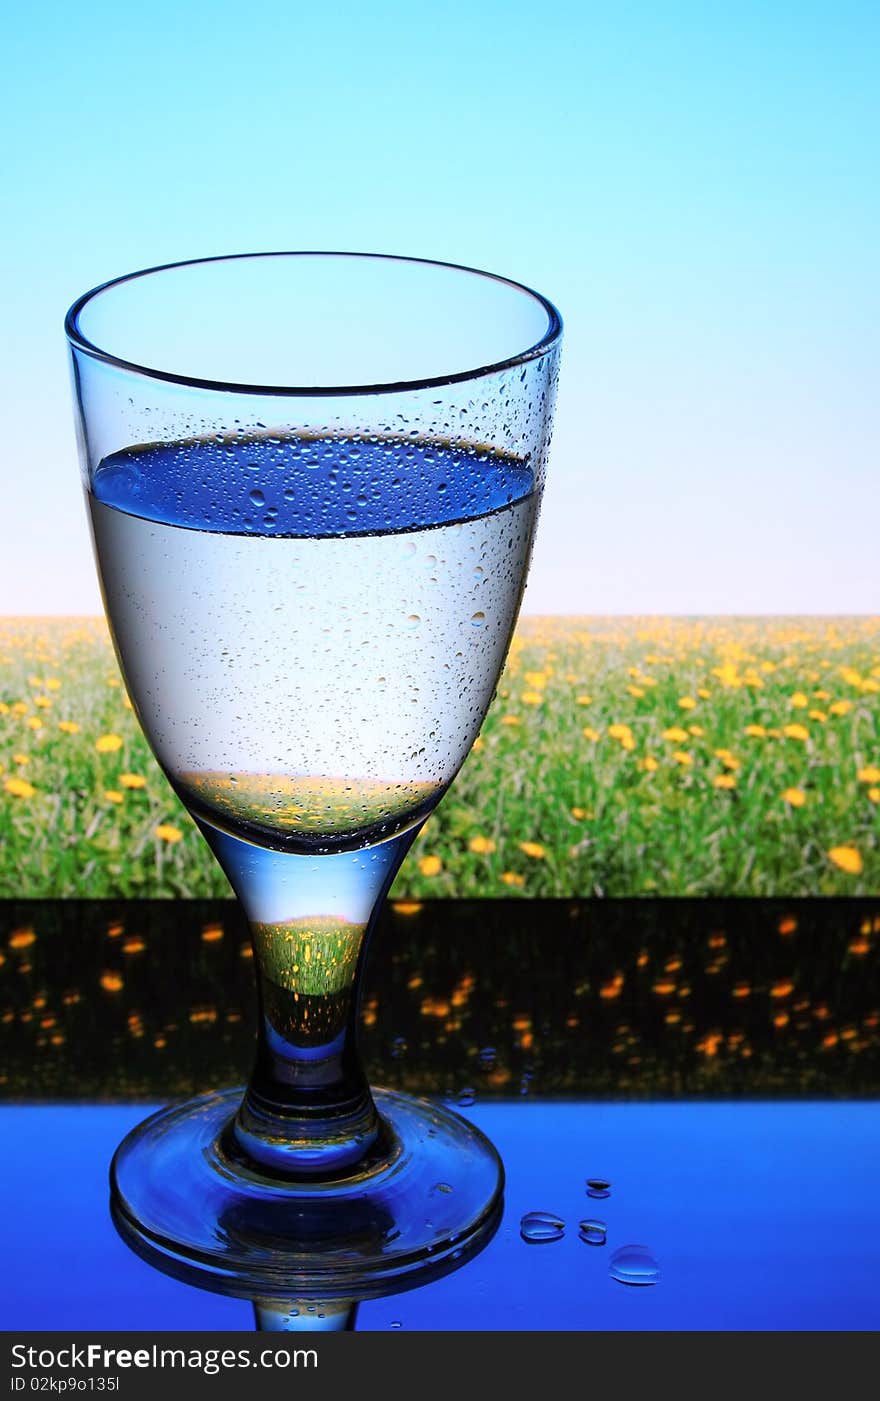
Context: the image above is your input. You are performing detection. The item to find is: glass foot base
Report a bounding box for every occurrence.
[111,1087,503,1301]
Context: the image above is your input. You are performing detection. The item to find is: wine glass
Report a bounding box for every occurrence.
[66,252,561,1300]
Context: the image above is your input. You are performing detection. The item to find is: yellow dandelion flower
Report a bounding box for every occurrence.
[781,787,806,808]
[12,702,28,714]
[744,724,767,738]
[0,702,7,714]
[828,846,863,876]
[829,700,852,716]
[4,778,35,799]
[671,751,693,767]
[783,724,809,742]
[45,678,61,691]
[575,695,593,707]
[26,717,43,731]
[678,697,697,710]
[641,756,659,772]
[697,688,711,699]
[418,855,443,877]
[468,835,496,855]
[58,721,80,734]
[582,726,600,741]
[95,734,124,753]
[627,685,645,698]
[524,671,548,689]
[519,841,546,860]
[710,663,738,688]
[790,693,808,709]
[814,689,831,701]
[119,773,146,789]
[521,691,543,705]
[868,788,880,804]
[714,750,740,771]
[662,726,689,743]
[104,790,124,804]
[154,823,183,844]
[501,715,521,727]
[809,709,827,723]
[688,724,704,737]
[857,766,880,784]
[501,871,525,887]
[608,723,632,739]
[12,754,29,766]
[571,807,589,819]
[34,696,52,709]
[712,774,736,790]
[862,679,880,693]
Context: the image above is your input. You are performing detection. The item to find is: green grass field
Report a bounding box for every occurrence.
[1,615,878,896]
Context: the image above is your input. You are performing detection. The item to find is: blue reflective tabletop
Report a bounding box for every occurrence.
[3,1100,878,1330]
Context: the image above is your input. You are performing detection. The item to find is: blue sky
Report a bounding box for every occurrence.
[2,0,877,613]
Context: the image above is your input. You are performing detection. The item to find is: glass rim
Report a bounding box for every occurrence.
[64,250,563,398]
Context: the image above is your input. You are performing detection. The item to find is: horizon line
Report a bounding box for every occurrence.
[1,611,878,623]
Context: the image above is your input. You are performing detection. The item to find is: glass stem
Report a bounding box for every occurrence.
[199,820,418,1177]
[252,1298,358,1331]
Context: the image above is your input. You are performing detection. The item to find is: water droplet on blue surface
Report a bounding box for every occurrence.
[520,1211,564,1243]
[456,1087,476,1107]
[471,611,486,627]
[609,1244,660,1286]
[586,1178,611,1199]
[579,1218,607,1245]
